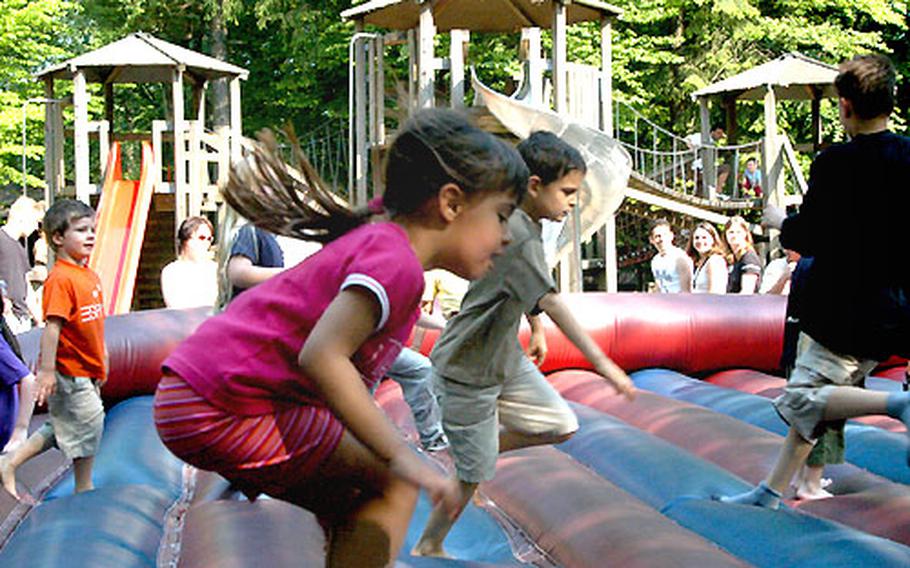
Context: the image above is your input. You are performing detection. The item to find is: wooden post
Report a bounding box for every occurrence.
[229,77,242,162]
[152,119,166,192]
[173,66,186,222]
[367,38,377,147]
[373,36,385,144]
[604,213,618,292]
[763,85,784,208]
[353,25,368,206]
[43,78,60,204]
[417,1,436,109]
[450,30,468,108]
[810,87,822,151]
[193,81,206,125]
[724,96,738,144]
[552,1,567,113]
[98,120,109,182]
[698,97,714,199]
[600,16,613,136]
[73,68,90,204]
[521,28,544,106]
[104,82,115,144]
[407,29,417,112]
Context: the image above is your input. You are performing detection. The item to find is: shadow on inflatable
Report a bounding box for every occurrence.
[1,294,909,567]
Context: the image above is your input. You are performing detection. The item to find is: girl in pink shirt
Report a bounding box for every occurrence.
[153,110,528,566]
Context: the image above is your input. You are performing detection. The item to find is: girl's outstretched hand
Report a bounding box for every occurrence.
[390,449,461,518]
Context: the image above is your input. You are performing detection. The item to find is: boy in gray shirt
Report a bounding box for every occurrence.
[414,131,635,558]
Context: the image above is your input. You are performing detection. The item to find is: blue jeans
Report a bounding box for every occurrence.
[382,348,445,448]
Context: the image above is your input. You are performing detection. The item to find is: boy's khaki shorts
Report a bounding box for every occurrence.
[435,356,578,483]
[773,333,877,442]
[37,372,104,460]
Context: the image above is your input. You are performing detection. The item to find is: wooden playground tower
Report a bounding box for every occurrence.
[343,2,838,292]
[34,32,248,310]
[342,0,623,291]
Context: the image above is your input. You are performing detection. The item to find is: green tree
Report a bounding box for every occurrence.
[0,0,77,193]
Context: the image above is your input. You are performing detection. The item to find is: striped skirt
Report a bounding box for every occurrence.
[153,373,344,497]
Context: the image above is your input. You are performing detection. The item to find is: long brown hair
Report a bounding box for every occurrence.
[722,215,755,262]
[686,222,728,268]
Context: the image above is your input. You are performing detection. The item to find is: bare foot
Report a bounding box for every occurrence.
[0,455,19,499]
[412,541,450,558]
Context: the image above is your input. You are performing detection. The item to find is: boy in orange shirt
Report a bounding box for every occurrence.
[0,199,107,500]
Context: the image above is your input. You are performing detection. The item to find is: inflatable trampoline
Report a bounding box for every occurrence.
[1,293,908,567]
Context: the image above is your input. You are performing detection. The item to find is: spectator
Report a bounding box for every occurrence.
[160,216,218,309]
[649,219,693,293]
[760,248,800,295]
[226,224,285,299]
[0,196,44,333]
[686,126,729,193]
[723,216,762,294]
[686,222,729,294]
[0,282,36,455]
[739,157,763,198]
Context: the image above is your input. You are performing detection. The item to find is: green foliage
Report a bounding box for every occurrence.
[1,0,908,198]
[0,0,78,192]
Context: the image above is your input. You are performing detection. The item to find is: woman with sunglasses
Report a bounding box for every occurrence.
[160,216,218,309]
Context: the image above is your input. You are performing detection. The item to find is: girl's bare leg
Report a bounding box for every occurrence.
[3,374,36,454]
[315,430,419,567]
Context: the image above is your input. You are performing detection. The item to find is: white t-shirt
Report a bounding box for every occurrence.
[160,259,218,309]
[759,258,794,295]
[651,247,693,293]
[693,254,728,293]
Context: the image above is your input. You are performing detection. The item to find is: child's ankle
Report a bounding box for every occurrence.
[719,481,782,510]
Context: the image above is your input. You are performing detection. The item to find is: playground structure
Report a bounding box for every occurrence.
[34,32,247,312]
[2,296,910,566]
[341,1,834,292]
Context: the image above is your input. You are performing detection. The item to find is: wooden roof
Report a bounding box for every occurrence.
[341,0,622,32]
[692,52,838,101]
[35,32,248,84]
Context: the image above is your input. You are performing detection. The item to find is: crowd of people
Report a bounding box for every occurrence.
[0,53,907,568]
[650,215,780,296]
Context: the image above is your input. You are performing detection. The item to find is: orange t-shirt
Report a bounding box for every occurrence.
[43,259,106,379]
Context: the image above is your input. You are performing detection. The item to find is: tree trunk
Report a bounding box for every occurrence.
[210,1,230,129]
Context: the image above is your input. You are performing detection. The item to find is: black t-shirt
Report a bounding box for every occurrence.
[780,131,910,360]
[727,249,762,293]
[229,225,284,297]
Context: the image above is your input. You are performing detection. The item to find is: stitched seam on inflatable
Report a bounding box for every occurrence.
[157,463,197,568]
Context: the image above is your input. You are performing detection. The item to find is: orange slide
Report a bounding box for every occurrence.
[89,141,156,315]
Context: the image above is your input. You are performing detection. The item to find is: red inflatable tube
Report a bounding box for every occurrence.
[16,307,210,404]
[416,293,786,375]
[484,447,750,568]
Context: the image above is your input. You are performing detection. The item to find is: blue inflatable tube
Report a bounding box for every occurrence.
[632,369,910,484]
[557,405,910,567]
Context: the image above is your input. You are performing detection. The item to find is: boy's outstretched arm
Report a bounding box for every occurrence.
[538,293,635,399]
[525,314,547,366]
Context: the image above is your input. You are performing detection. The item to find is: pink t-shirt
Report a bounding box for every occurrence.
[163,222,424,416]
